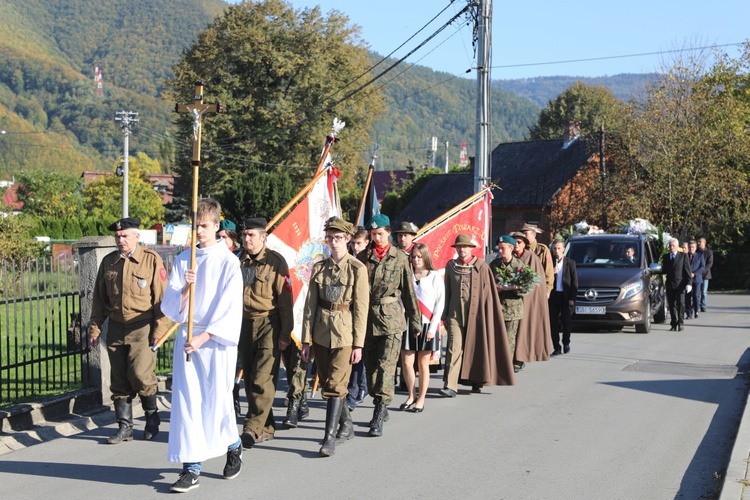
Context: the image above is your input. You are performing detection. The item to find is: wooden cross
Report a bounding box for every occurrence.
[175,81,222,361]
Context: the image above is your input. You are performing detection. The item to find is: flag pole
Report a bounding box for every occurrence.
[416,189,489,237]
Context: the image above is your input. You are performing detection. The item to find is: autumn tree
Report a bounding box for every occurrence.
[164,0,386,217]
[82,159,165,228]
[621,44,750,245]
[527,81,626,140]
[15,171,83,219]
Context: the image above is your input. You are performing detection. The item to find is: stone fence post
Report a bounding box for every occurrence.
[73,236,116,404]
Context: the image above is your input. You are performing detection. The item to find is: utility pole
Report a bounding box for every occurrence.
[444,141,450,173]
[473,0,492,254]
[599,124,607,229]
[115,111,139,218]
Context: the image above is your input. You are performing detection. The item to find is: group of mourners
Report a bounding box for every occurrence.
[88,200,572,494]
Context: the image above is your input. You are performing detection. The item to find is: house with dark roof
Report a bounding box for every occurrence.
[397,126,598,244]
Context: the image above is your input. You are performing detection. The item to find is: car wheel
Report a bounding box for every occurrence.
[635,301,651,334]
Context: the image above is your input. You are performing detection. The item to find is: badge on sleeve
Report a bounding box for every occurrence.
[283,274,293,292]
[159,268,167,282]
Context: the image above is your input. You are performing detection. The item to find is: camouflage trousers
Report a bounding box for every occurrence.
[364,332,402,406]
[505,319,520,358]
[281,342,308,400]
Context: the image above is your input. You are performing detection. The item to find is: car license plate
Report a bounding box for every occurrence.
[576,306,606,315]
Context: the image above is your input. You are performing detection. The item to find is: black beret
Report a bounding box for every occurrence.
[241,218,267,231]
[108,217,141,231]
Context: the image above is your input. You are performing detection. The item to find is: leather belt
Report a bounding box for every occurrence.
[371,296,398,305]
[318,299,351,311]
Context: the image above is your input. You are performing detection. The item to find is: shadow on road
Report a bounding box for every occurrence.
[601,348,750,499]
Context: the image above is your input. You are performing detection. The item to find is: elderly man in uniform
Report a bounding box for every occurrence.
[357,214,421,437]
[237,218,294,449]
[89,217,170,444]
[301,217,369,456]
[521,223,554,297]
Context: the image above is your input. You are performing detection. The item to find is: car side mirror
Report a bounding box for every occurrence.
[648,262,663,275]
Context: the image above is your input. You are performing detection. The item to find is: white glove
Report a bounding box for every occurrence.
[686,285,692,293]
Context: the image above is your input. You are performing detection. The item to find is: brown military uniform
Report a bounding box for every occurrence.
[489,256,527,356]
[238,245,293,438]
[89,246,169,399]
[529,240,554,294]
[301,253,369,397]
[358,245,421,405]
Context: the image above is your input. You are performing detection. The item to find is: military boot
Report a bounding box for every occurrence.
[368,401,386,437]
[140,394,160,440]
[335,402,354,445]
[319,397,343,457]
[108,398,134,444]
[282,397,301,429]
[299,392,310,420]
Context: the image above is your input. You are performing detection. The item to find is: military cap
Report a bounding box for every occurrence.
[324,216,354,235]
[496,235,517,247]
[241,218,267,231]
[451,233,477,248]
[520,223,543,234]
[108,217,141,231]
[366,214,390,230]
[511,231,530,246]
[219,219,236,231]
[392,221,419,235]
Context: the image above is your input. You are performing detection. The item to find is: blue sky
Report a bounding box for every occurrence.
[226,0,750,80]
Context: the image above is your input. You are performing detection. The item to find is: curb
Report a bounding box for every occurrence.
[721,389,750,500]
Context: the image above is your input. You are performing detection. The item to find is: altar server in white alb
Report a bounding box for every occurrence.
[161,198,244,493]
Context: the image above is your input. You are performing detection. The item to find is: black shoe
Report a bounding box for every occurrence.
[408,405,424,413]
[694,313,699,319]
[223,445,243,480]
[669,325,676,331]
[677,325,684,331]
[368,402,387,437]
[563,345,570,354]
[399,400,416,410]
[438,388,457,398]
[513,366,519,373]
[471,385,482,394]
[171,471,200,493]
[552,349,562,356]
[700,307,706,312]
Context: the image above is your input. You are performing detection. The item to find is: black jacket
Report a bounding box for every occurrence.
[661,252,692,292]
[552,255,578,301]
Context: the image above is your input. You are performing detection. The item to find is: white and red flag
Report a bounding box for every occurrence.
[266,166,341,346]
[414,186,492,270]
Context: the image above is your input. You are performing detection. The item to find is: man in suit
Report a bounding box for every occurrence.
[624,245,638,265]
[697,237,713,312]
[549,239,578,354]
[661,238,692,331]
[686,240,705,319]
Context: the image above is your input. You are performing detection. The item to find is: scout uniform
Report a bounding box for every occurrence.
[89,217,169,444]
[358,214,421,437]
[522,223,554,295]
[301,217,369,456]
[488,235,527,356]
[237,218,294,448]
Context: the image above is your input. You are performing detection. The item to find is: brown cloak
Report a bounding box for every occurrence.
[454,258,516,387]
[514,250,552,362]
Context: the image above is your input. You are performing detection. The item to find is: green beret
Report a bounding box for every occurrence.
[219,219,236,231]
[324,216,354,235]
[366,214,390,230]
[496,235,516,247]
[108,217,141,231]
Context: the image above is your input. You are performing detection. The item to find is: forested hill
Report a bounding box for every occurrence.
[0,0,647,178]
[493,74,658,107]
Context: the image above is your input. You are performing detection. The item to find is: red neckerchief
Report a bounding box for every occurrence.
[405,243,415,254]
[515,249,524,258]
[374,243,390,261]
[461,255,474,265]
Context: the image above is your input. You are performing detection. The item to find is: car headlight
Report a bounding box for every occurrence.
[622,281,643,299]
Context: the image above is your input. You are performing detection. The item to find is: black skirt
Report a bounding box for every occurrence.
[401,323,440,352]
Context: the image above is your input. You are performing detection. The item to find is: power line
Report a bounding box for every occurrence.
[490,42,745,70]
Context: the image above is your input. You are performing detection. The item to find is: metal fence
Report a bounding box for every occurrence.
[0,252,87,406]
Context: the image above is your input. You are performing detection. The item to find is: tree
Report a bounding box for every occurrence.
[621,44,750,246]
[82,161,165,228]
[164,0,386,203]
[527,82,626,140]
[0,215,43,260]
[216,171,294,223]
[15,171,83,219]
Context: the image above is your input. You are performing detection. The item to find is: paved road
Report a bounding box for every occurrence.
[0,294,748,499]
